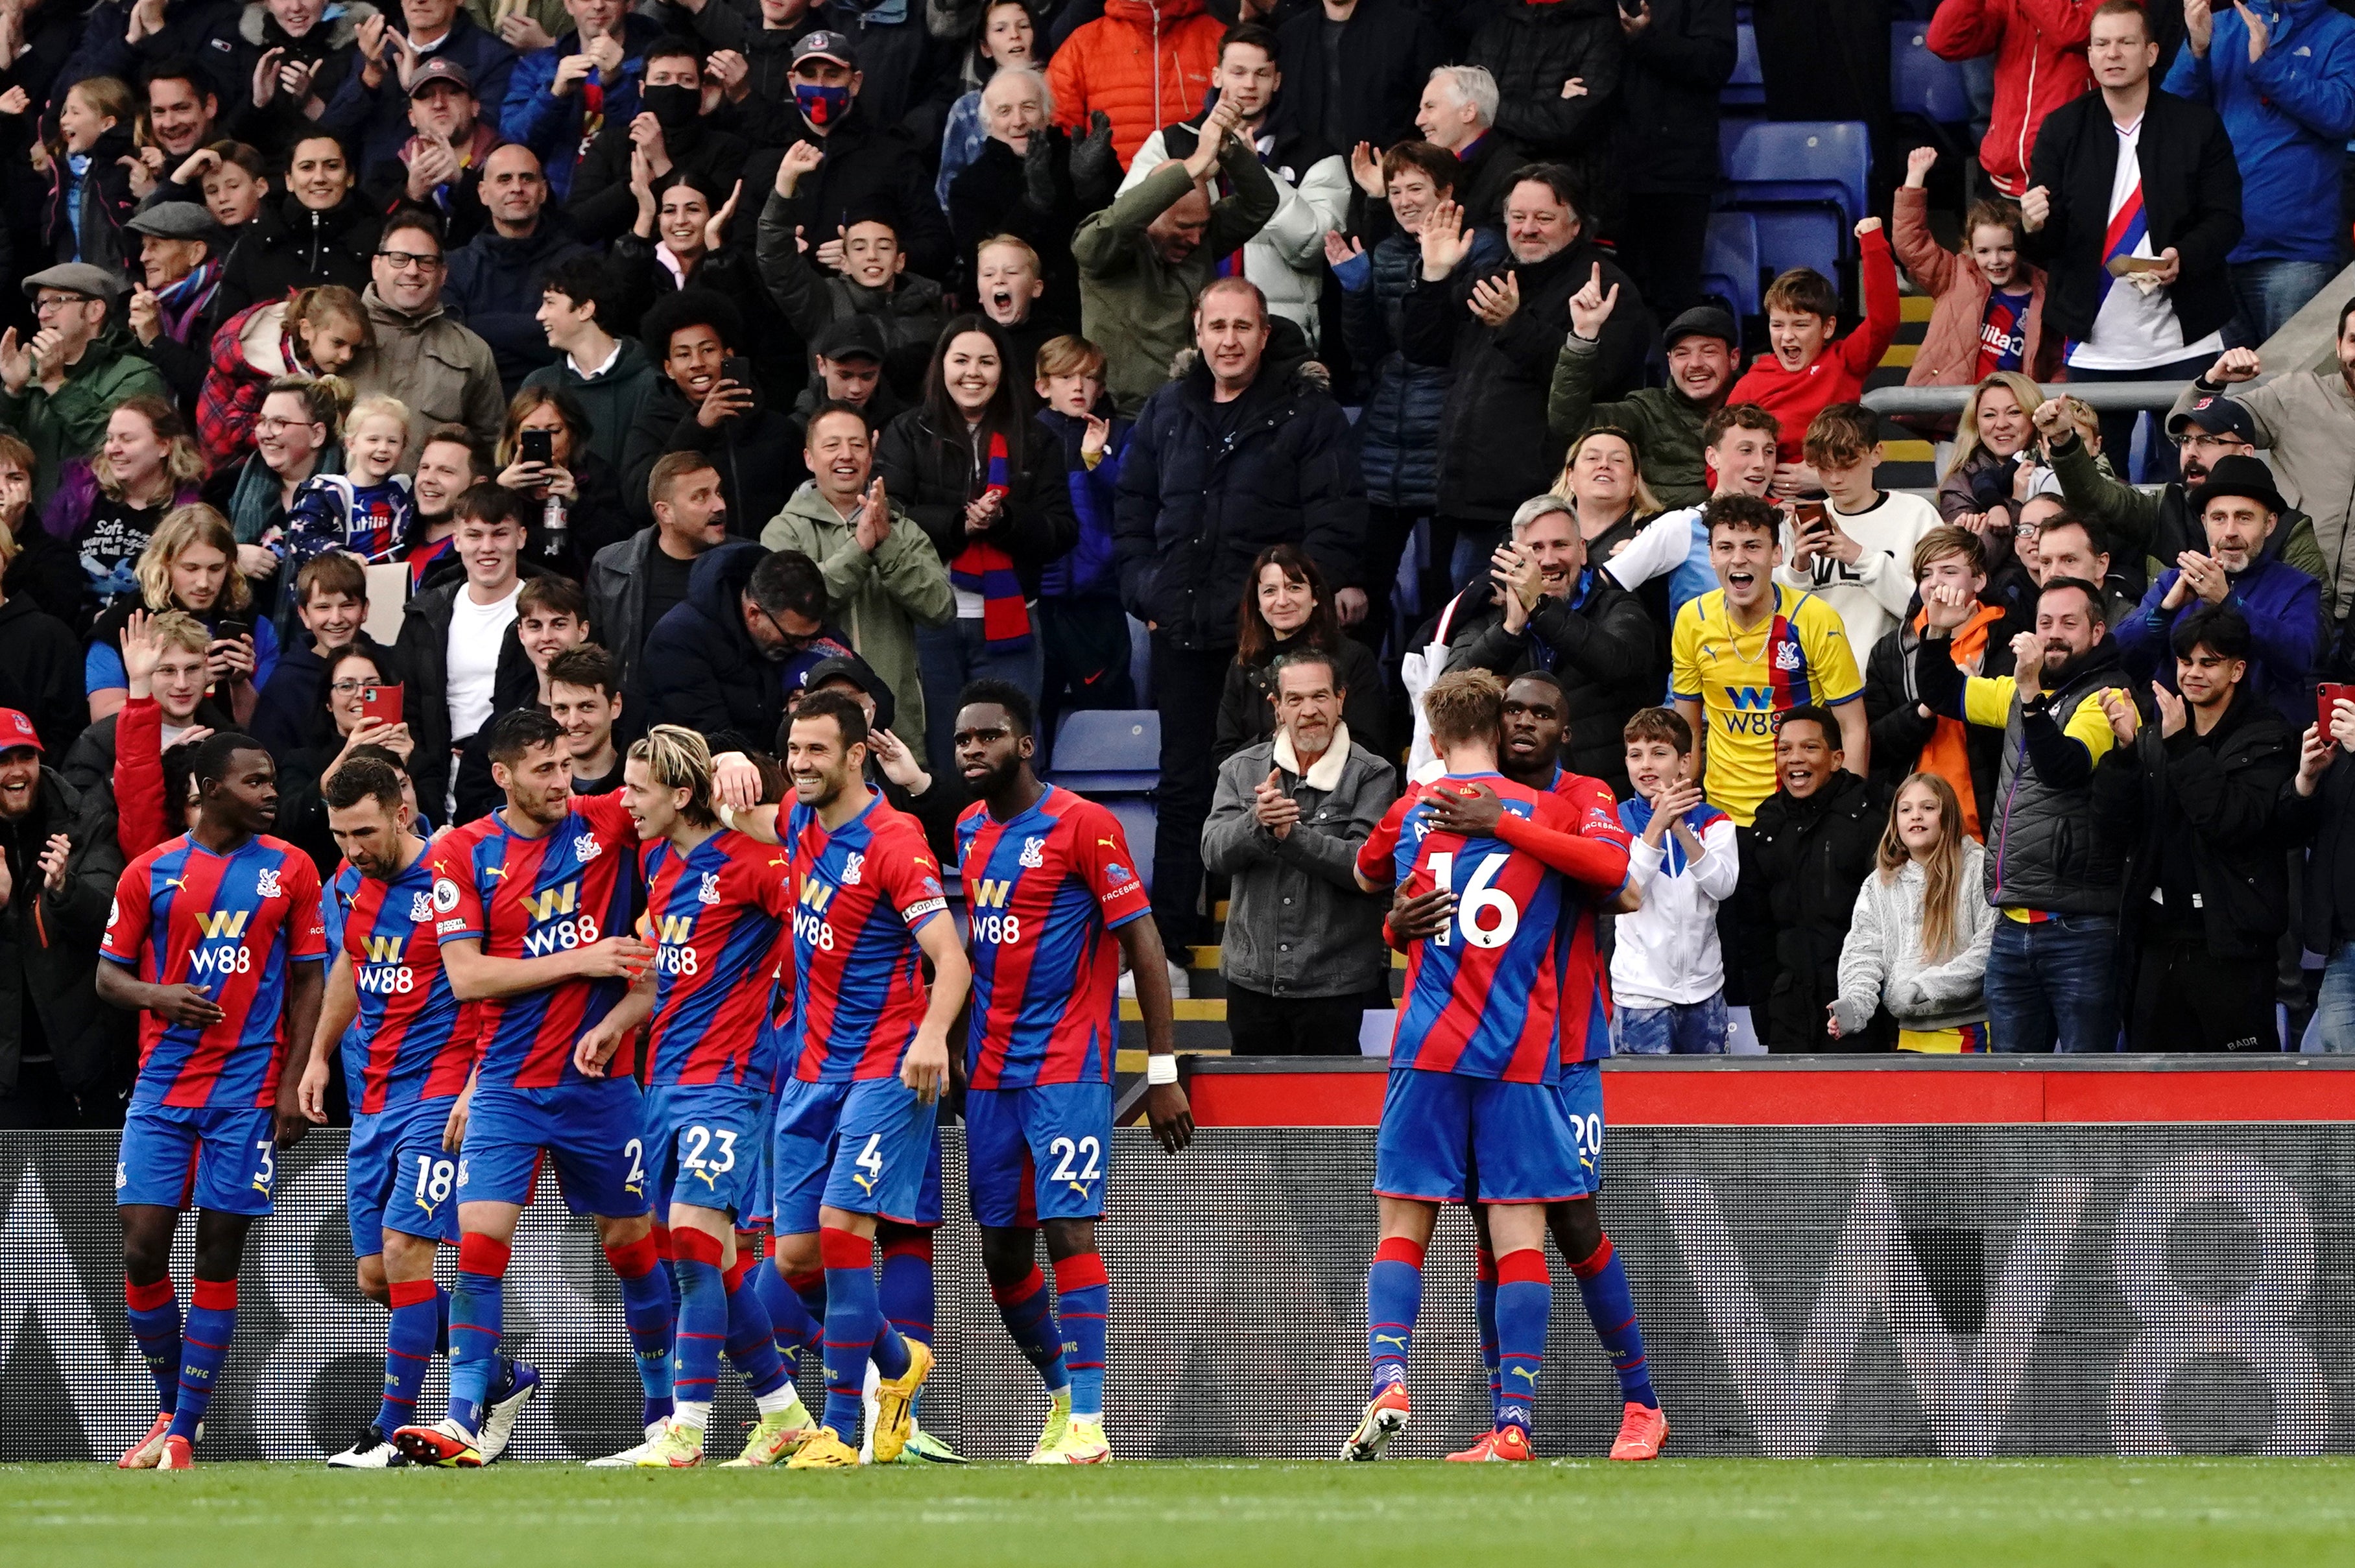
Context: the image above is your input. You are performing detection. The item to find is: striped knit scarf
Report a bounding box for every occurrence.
[950,431,1031,648]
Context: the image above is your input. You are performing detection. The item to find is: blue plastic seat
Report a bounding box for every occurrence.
[1723,121,1872,232]
[1891,23,1972,125]
[1751,209,1843,288]
[1724,23,1765,107]
[1044,709,1160,796]
[1701,211,1763,323]
[1101,799,1156,891]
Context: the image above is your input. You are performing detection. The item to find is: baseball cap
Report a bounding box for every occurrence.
[812,314,888,365]
[1663,305,1738,351]
[0,707,43,754]
[21,262,126,303]
[2165,394,2258,444]
[793,30,857,69]
[794,654,896,732]
[407,56,474,97]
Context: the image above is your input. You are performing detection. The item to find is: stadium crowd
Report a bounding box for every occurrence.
[12,0,2355,1135]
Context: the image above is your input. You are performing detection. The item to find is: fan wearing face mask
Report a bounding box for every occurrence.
[563,36,750,244]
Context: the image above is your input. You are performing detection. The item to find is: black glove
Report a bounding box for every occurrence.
[1069,110,1117,203]
[1022,130,1058,215]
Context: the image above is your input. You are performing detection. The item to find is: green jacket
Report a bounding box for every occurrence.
[760,481,955,763]
[2048,430,2326,592]
[0,329,169,508]
[1075,143,1279,416]
[1546,331,1715,510]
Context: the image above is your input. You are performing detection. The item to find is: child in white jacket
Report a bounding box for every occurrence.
[1612,708,1741,1054]
[1830,772,1996,1052]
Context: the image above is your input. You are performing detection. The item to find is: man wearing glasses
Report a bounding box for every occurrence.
[352,206,508,456]
[2035,388,2328,604]
[0,264,171,508]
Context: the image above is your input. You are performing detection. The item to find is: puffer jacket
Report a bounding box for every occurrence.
[874,409,1080,600]
[1402,236,1651,526]
[1466,0,1624,220]
[631,540,787,759]
[1741,766,1893,1052]
[214,189,382,320]
[1046,0,1225,169]
[1916,630,2137,915]
[1927,0,2095,196]
[213,1,374,155]
[1893,184,2060,390]
[1830,839,1997,1037]
[1342,230,1460,510]
[1112,348,1365,652]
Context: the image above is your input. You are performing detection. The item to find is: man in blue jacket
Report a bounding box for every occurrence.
[2113,454,2323,727]
[2164,0,2355,344]
[497,0,665,202]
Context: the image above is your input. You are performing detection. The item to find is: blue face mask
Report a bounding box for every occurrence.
[795,82,852,128]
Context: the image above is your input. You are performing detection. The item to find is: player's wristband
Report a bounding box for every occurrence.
[1145,1054,1178,1086]
[715,802,738,829]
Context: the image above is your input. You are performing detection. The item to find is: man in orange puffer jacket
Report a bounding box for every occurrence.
[1926,0,2095,197]
[1047,0,1226,170]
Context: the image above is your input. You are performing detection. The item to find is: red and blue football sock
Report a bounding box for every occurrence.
[669,1229,726,1431]
[819,1227,907,1439]
[1474,1248,1501,1425]
[758,1261,823,1371]
[1366,1235,1424,1397]
[990,1259,1069,1395]
[167,1277,237,1443]
[721,1252,793,1408]
[650,1222,682,1312]
[878,1228,934,1350]
[1494,1248,1551,1436]
[604,1233,676,1429]
[1570,1235,1656,1409]
[1053,1251,1108,1420]
[447,1232,509,1435]
[376,1277,442,1434]
[124,1275,180,1416]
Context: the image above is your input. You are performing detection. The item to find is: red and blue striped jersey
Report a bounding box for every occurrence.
[955,787,1150,1089]
[1356,775,1581,1084]
[329,849,473,1114]
[102,833,328,1111]
[640,827,798,1088]
[782,793,950,1084]
[427,792,640,1091]
[1547,767,1632,1066]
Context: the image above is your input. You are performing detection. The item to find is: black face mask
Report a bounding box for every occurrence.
[643,84,700,131]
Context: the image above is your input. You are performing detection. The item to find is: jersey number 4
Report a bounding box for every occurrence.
[1426,851,1521,949]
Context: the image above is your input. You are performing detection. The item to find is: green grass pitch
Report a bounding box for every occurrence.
[12,1459,2355,1567]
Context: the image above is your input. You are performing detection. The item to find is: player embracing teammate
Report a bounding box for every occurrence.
[1344,669,1660,1462]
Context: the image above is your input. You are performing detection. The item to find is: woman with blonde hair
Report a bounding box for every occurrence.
[1830,772,1996,1053]
[86,505,278,724]
[1548,425,1662,564]
[40,396,208,626]
[1935,371,2044,541]
[38,75,139,274]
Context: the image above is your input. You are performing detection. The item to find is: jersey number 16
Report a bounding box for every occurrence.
[1427,851,1521,950]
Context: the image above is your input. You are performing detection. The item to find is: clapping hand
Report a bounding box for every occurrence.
[2168,550,2229,608]
[1252,768,1300,839]
[868,727,929,791]
[37,833,68,895]
[1468,270,1520,327]
[1322,230,1364,270]
[1349,140,1384,198]
[2151,680,2187,739]
[2098,686,2140,746]
[704,179,741,253]
[854,478,891,552]
[1080,414,1110,461]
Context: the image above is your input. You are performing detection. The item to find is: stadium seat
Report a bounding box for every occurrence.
[1749,209,1844,289]
[1045,709,1160,796]
[1723,121,1872,233]
[1701,211,1763,326]
[1101,798,1156,892]
[1890,23,1972,126]
[1724,22,1765,108]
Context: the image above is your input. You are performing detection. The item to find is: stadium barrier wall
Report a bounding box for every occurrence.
[3,1120,2348,1461]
